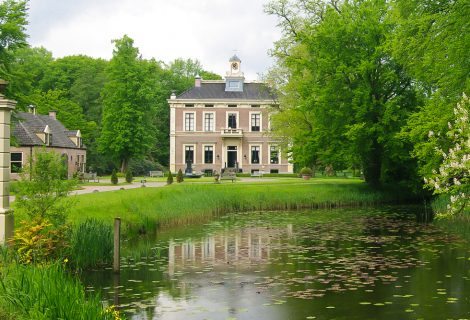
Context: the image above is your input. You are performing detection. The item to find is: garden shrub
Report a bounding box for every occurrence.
[167,171,174,185]
[111,169,118,185]
[176,169,184,183]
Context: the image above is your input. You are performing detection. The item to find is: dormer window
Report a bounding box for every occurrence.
[43,125,52,146]
[75,130,82,147]
[228,80,240,89]
[45,132,52,146]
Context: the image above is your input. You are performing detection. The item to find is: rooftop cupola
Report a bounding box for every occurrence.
[225,55,244,92]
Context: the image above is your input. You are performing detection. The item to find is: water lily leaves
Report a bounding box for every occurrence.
[80,208,470,319]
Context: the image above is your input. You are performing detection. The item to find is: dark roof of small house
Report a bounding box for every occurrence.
[176,82,276,101]
[12,111,84,149]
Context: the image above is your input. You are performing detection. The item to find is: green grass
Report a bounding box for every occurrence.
[0,259,115,320]
[68,219,113,269]
[60,178,411,234]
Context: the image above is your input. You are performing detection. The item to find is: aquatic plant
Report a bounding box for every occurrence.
[0,262,116,319]
[68,219,113,269]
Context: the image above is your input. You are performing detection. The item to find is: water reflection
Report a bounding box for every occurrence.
[81,208,470,320]
[168,226,289,275]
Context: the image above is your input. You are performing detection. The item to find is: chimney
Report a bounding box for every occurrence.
[28,105,36,115]
[195,75,202,87]
[49,110,57,119]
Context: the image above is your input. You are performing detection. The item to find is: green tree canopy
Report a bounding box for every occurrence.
[99,35,157,172]
[267,0,420,188]
[0,0,28,79]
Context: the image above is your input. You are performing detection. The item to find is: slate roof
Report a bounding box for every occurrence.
[176,82,276,101]
[229,54,241,62]
[12,112,84,149]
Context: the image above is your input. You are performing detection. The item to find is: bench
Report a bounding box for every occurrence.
[251,170,264,178]
[219,173,236,182]
[149,170,164,177]
[83,172,99,182]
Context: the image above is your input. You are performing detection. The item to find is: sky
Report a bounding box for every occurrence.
[26,0,282,80]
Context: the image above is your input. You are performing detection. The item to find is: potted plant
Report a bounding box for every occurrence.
[299,167,313,180]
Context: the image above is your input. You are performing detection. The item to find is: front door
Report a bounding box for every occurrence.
[227,146,237,168]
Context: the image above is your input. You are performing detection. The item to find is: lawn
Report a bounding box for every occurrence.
[54,177,410,234]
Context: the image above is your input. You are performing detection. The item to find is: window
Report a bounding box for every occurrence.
[270,146,279,164]
[270,169,279,174]
[251,104,260,108]
[228,113,237,128]
[251,113,261,132]
[204,113,214,132]
[11,152,22,173]
[228,81,239,89]
[204,146,213,164]
[185,104,194,108]
[205,104,214,108]
[185,146,194,164]
[45,133,52,146]
[184,113,195,131]
[228,104,237,108]
[251,146,260,164]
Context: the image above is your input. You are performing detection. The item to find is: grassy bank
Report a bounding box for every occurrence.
[0,258,116,320]
[62,178,411,233]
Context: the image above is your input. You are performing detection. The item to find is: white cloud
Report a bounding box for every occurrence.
[26,0,281,80]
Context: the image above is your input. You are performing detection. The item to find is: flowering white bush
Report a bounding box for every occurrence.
[424,94,470,216]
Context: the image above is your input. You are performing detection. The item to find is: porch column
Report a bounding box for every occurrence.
[0,80,16,245]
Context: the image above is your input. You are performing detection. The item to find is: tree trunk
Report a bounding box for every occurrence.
[363,141,382,188]
[120,158,129,173]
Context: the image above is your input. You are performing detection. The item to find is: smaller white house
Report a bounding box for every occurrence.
[11,108,86,179]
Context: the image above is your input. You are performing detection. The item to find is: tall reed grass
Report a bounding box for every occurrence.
[66,180,412,234]
[0,260,115,319]
[68,219,113,269]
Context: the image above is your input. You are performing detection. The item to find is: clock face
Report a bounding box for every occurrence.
[231,62,238,70]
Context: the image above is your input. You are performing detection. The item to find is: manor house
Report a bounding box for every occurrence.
[168,56,293,175]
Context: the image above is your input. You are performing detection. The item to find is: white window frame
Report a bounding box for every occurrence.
[202,144,215,164]
[184,111,196,132]
[203,111,215,132]
[11,152,23,173]
[226,111,239,129]
[269,144,280,164]
[249,111,262,132]
[249,144,262,165]
[183,144,196,165]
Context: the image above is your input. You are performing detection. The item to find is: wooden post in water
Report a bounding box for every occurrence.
[114,217,121,273]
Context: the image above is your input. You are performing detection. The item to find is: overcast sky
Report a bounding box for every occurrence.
[26,0,282,80]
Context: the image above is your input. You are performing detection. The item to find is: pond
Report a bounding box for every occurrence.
[81,207,470,319]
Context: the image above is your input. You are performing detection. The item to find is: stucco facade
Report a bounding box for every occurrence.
[168,56,293,174]
[10,110,86,179]
[10,146,86,180]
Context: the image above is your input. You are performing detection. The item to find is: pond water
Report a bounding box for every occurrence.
[81,207,470,319]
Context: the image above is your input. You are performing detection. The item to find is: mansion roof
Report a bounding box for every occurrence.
[176,82,276,101]
[13,111,84,149]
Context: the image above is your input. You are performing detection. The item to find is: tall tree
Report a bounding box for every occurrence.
[392,0,470,179]
[267,0,419,188]
[0,0,28,80]
[99,35,156,172]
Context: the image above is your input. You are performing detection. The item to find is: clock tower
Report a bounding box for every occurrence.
[225,55,245,92]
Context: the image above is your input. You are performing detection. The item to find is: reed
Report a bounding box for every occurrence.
[64,179,410,234]
[0,261,115,320]
[68,219,113,269]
